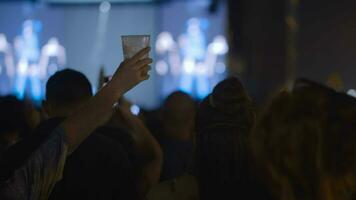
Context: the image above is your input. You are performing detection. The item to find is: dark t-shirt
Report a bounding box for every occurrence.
[28,119,139,200]
[95,126,142,178]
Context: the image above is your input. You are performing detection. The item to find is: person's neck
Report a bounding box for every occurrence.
[50,105,82,118]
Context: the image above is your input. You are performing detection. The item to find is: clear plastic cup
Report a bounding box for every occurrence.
[121,35,150,60]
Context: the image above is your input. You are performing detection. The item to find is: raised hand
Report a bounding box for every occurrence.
[111,47,153,93]
[61,47,153,154]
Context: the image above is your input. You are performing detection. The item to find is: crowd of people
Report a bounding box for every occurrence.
[0,46,355,200]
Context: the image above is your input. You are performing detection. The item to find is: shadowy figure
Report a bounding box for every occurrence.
[251,79,356,200]
[40,69,138,200]
[159,91,196,181]
[195,77,258,200]
[0,47,152,199]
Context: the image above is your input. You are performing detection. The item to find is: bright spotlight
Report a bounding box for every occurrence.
[99,1,111,13]
[182,58,195,74]
[130,104,140,116]
[156,32,174,54]
[347,89,356,98]
[208,35,228,55]
[156,60,169,75]
[215,62,226,74]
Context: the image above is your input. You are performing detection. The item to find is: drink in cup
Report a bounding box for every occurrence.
[121,35,150,59]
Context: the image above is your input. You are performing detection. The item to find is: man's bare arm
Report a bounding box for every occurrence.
[60,47,152,154]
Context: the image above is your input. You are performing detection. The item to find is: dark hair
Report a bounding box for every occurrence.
[251,81,356,200]
[252,90,325,200]
[322,92,356,178]
[294,79,356,177]
[196,77,254,132]
[161,91,196,128]
[195,77,255,199]
[0,95,29,137]
[46,69,92,106]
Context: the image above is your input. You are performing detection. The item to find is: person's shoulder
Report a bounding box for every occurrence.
[35,118,65,135]
[94,126,134,151]
[86,130,123,148]
[0,117,65,183]
[95,126,131,141]
[71,130,126,160]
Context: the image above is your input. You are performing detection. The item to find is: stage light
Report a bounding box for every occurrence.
[156,32,174,54]
[155,60,169,75]
[0,20,67,101]
[155,17,228,99]
[0,34,7,51]
[182,58,195,74]
[215,62,226,74]
[130,104,140,115]
[0,33,15,79]
[347,89,356,98]
[208,35,228,55]
[99,1,111,13]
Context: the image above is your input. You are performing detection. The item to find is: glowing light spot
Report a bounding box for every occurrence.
[196,63,207,75]
[215,62,226,74]
[0,34,7,51]
[99,1,111,13]
[18,59,28,75]
[156,32,174,54]
[347,89,356,98]
[182,58,195,74]
[156,60,169,75]
[155,17,228,99]
[208,35,228,55]
[130,104,140,116]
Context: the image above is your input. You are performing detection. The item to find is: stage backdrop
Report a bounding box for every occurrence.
[0,0,228,108]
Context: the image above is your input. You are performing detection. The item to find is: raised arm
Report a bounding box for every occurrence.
[61,47,152,154]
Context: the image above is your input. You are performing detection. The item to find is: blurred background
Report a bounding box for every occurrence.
[0,0,355,108]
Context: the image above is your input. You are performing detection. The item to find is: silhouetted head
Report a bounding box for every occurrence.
[196,77,255,132]
[44,69,93,117]
[161,91,196,140]
[252,79,356,200]
[195,77,255,199]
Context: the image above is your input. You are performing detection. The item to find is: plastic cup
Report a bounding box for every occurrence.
[122,35,150,60]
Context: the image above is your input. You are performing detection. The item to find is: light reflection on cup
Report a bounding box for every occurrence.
[121,35,150,60]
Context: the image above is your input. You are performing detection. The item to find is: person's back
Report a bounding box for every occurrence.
[43,69,138,200]
[159,91,195,181]
[195,77,263,200]
[0,47,153,200]
[43,119,137,200]
[159,137,193,181]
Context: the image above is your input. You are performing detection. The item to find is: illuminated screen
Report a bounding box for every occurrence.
[0,20,66,102]
[46,0,154,3]
[155,1,228,100]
